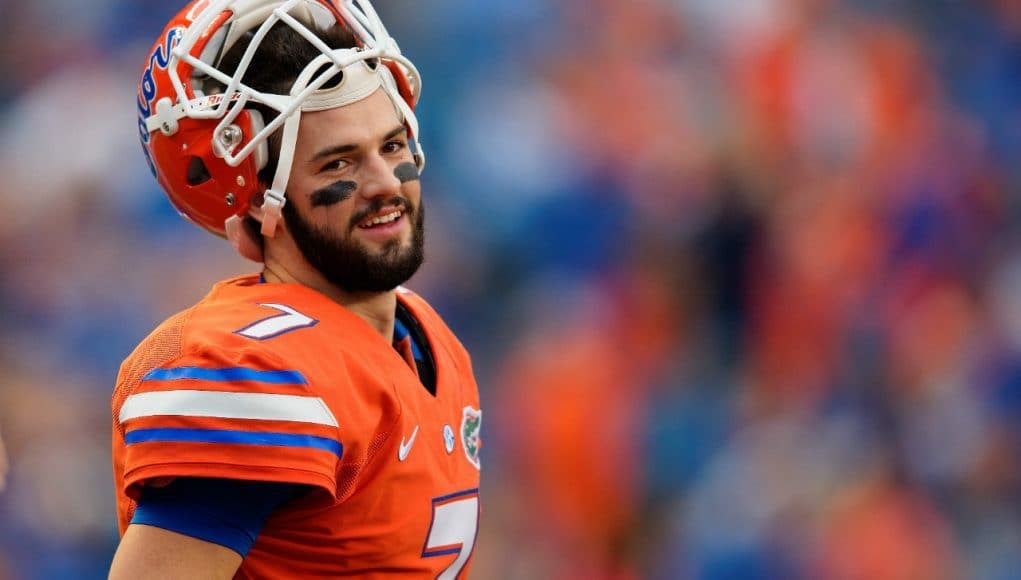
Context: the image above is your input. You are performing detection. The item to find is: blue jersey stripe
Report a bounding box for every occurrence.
[142,367,308,385]
[125,427,343,457]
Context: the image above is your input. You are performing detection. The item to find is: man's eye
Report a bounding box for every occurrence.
[321,159,349,172]
[382,141,406,154]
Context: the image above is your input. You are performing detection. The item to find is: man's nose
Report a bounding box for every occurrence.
[358,154,402,200]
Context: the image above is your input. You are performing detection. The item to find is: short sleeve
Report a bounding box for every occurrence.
[116,345,342,500]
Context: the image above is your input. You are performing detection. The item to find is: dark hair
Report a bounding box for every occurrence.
[217,21,359,185]
[214,21,358,240]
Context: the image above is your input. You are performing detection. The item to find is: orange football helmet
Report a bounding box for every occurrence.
[136,0,423,260]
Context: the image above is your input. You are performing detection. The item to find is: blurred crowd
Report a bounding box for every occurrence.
[1,0,1020,578]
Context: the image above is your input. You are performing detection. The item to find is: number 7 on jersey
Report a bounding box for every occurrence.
[422,489,480,579]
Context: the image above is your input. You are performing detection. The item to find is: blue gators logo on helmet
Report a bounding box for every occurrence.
[137,27,184,177]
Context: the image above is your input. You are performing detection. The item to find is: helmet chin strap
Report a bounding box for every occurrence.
[225,106,298,262]
[224,105,297,262]
[256,106,302,238]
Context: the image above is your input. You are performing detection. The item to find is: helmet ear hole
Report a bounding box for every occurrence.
[187,156,212,186]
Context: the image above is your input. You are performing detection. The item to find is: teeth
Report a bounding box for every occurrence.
[363,210,402,227]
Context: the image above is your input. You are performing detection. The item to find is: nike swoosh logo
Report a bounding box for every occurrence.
[398,425,419,461]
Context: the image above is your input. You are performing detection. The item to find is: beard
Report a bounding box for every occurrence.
[283,195,425,293]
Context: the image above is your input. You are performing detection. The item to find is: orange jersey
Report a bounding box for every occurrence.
[111,274,482,578]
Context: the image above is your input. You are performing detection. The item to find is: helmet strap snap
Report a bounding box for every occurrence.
[259,188,286,237]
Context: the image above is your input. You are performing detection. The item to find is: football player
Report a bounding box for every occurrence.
[110,1,482,577]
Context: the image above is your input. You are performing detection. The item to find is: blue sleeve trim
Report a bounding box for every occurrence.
[124,427,344,457]
[141,366,308,384]
[130,477,307,557]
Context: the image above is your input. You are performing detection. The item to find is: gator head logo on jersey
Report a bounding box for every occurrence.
[461,406,482,470]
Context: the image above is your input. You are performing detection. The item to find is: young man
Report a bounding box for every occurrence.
[110,1,482,577]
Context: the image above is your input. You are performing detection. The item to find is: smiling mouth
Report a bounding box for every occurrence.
[358,208,404,229]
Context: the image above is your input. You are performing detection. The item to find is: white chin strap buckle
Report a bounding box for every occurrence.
[260,189,286,237]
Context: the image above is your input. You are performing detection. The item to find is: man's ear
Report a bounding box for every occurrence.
[225,214,265,262]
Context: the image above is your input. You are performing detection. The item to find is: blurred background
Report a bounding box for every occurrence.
[1,0,1020,578]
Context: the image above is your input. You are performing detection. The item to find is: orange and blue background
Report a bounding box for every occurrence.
[1,0,1020,578]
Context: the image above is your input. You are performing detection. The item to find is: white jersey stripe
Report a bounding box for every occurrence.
[119,390,339,427]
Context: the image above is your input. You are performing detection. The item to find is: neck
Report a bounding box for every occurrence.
[262,255,397,343]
